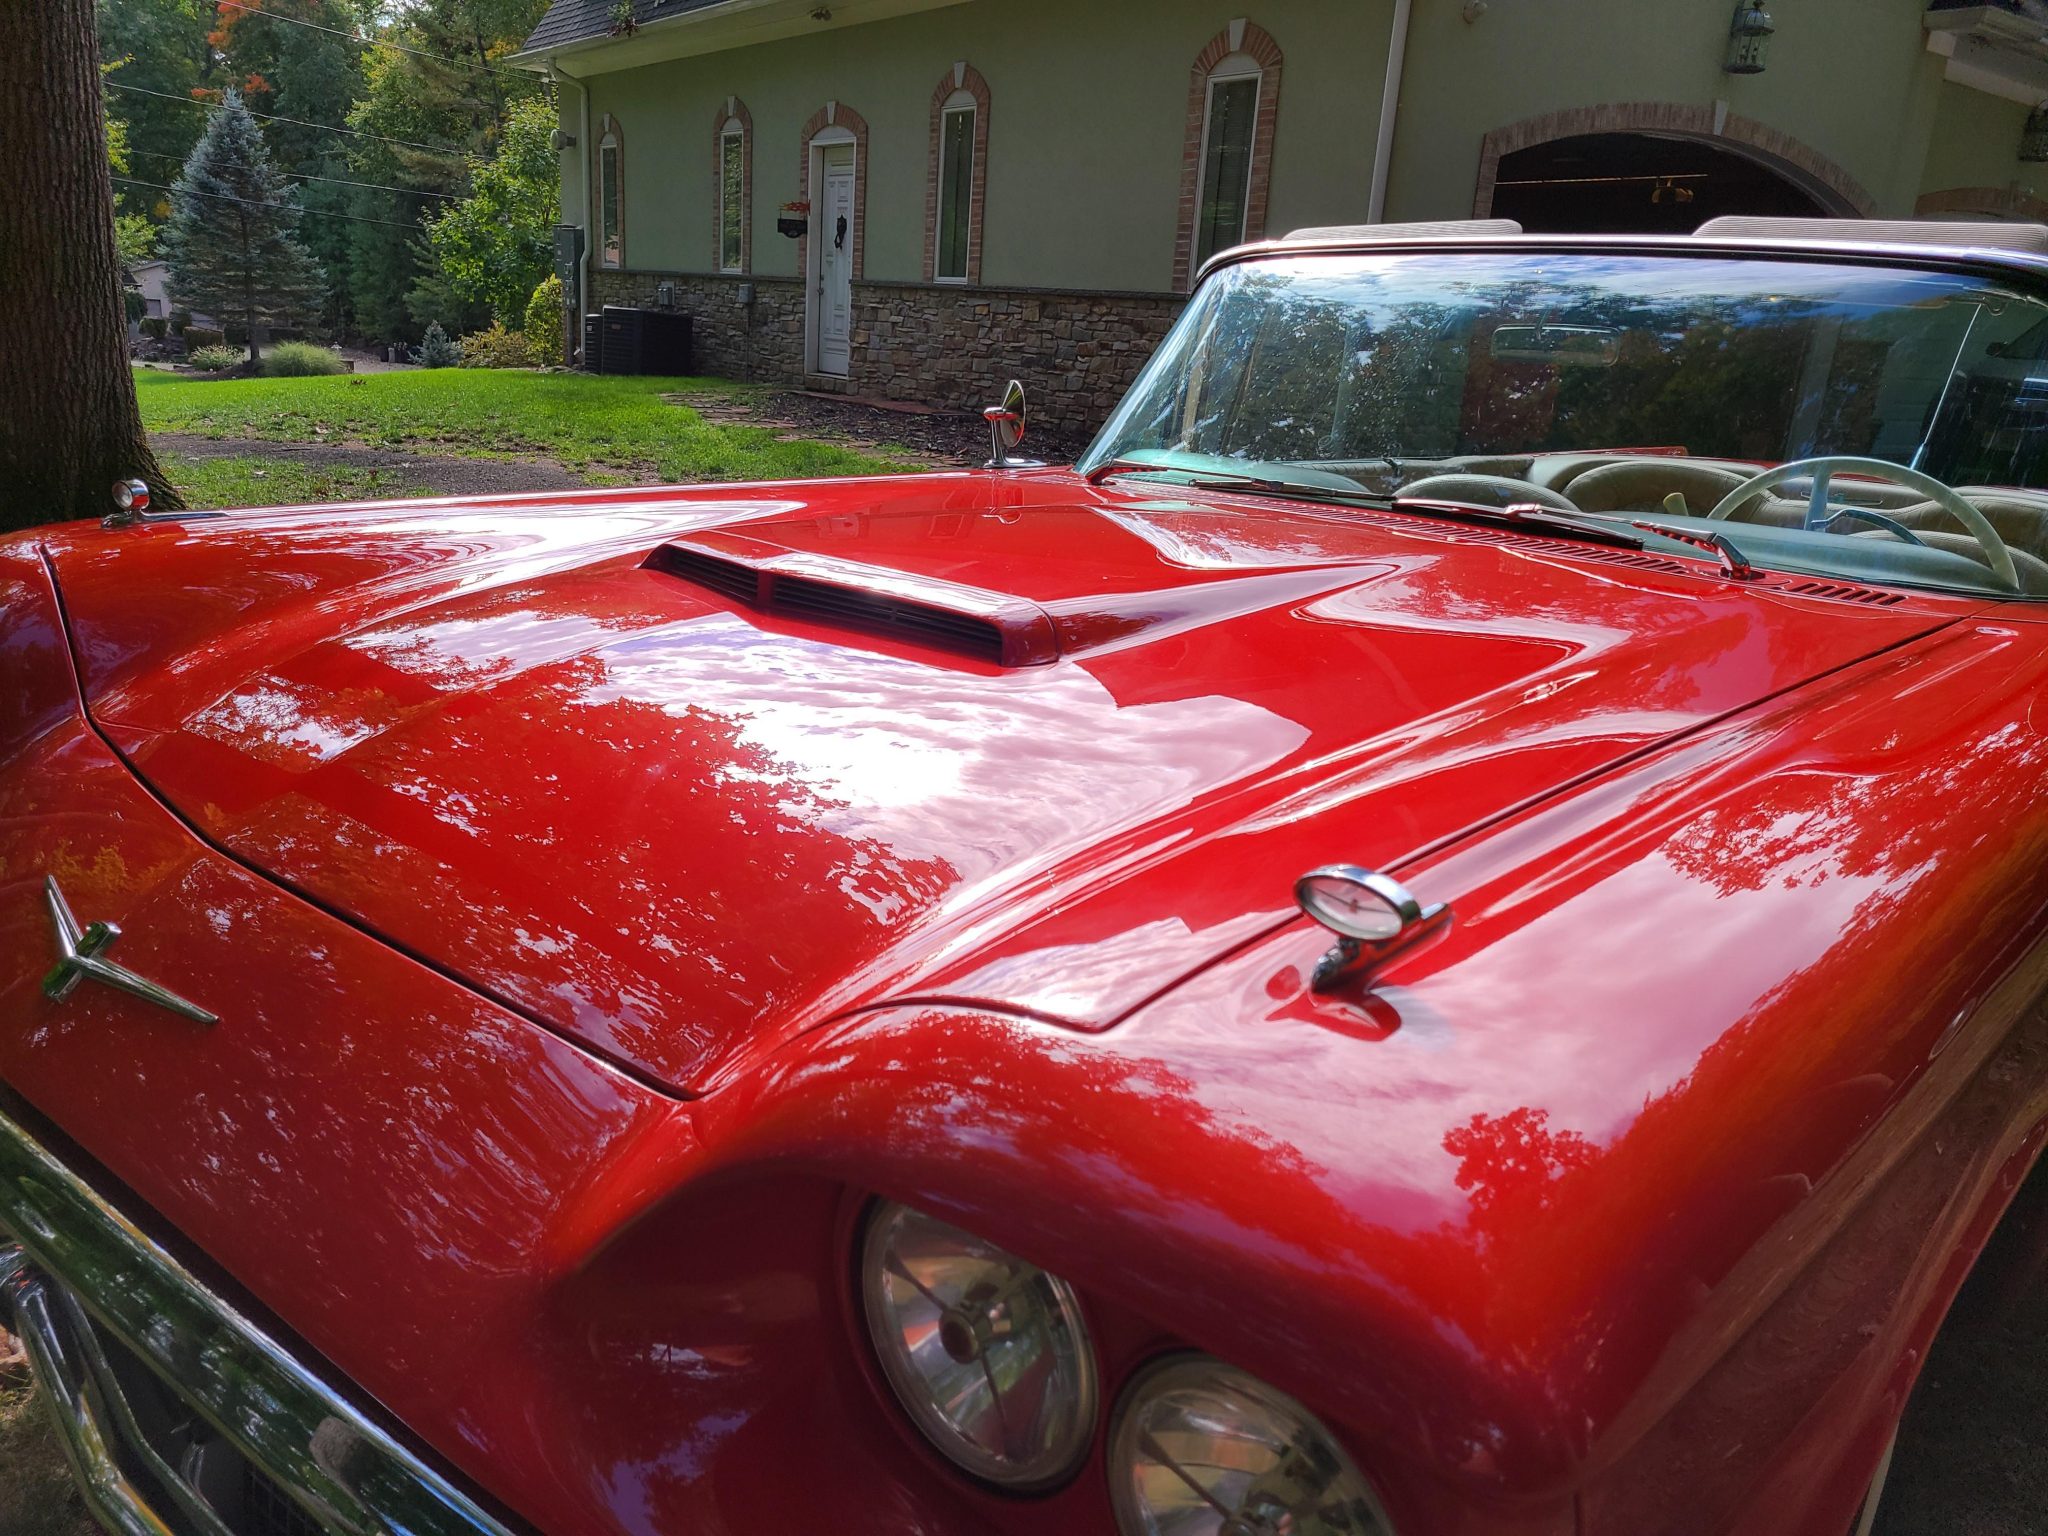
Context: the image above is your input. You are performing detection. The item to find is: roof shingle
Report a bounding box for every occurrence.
[519,0,729,58]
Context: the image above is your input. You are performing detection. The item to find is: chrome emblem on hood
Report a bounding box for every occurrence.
[41,877,217,1025]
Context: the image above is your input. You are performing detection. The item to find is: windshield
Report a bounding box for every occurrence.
[1080,251,2048,598]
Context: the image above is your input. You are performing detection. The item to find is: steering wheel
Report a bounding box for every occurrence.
[1705,455,2019,594]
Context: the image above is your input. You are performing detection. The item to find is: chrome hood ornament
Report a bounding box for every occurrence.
[42,877,216,1025]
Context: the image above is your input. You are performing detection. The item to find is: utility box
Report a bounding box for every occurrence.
[598,306,694,375]
[551,225,583,289]
[582,312,603,373]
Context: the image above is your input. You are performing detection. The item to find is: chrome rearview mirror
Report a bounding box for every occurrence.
[984,379,1043,469]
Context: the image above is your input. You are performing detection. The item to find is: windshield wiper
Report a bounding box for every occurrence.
[1390,495,1648,549]
[1089,457,1662,550]
[1629,519,1759,579]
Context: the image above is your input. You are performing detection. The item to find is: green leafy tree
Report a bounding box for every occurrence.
[421,95,557,323]
[97,0,214,226]
[161,89,325,363]
[103,64,158,266]
[344,0,550,340]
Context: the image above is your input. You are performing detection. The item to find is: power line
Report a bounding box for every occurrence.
[126,145,459,200]
[108,81,468,156]
[212,0,535,84]
[112,175,429,230]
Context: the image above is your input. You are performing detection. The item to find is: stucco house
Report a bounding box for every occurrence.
[512,0,2048,429]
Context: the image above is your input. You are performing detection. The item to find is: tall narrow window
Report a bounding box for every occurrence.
[925,63,989,284]
[597,116,623,268]
[711,98,753,274]
[1173,23,1283,293]
[936,96,975,281]
[1195,64,1259,267]
[719,124,745,272]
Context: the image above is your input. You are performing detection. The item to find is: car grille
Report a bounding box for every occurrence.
[37,1271,329,1536]
[0,1108,513,1536]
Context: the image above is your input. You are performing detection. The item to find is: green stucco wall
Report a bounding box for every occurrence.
[562,0,1393,295]
[1919,79,2040,208]
[548,0,2036,299]
[1385,0,1947,220]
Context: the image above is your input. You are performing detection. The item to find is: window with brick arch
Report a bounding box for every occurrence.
[719,121,745,272]
[597,116,623,268]
[925,63,989,285]
[1173,21,1283,293]
[935,91,976,282]
[1195,54,1261,268]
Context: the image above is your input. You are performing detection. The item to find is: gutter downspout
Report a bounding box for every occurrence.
[550,60,592,364]
[1366,0,1414,223]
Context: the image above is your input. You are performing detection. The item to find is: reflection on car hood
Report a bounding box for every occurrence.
[44,473,1953,1091]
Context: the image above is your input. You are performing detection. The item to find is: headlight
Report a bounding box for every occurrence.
[859,1200,1097,1489]
[1109,1355,1393,1536]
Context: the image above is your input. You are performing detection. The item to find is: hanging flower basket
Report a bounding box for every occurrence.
[778,200,810,239]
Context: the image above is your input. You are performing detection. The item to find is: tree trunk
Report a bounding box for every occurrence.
[0,0,181,532]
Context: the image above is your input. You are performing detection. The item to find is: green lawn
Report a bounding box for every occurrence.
[156,452,432,510]
[136,368,909,484]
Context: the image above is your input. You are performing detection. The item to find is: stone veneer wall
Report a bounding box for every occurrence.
[589,269,1185,436]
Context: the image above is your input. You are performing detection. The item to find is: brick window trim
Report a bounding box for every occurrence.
[595,113,625,269]
[1916,185,2048,222]
[923,62,992,285]
[713,96,754,274]
[798,100,870,285]
[1473,103,1876,221]
[1173,18,1284,294]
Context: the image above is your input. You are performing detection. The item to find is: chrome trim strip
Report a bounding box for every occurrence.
[44,1277,243,1536]
[0,1108,518,1536]
[1191,230,2048,297]
[0,1246,176,1536]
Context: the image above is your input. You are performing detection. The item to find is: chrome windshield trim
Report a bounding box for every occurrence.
[0,1107,518,1536]
[1191,230,2048,299]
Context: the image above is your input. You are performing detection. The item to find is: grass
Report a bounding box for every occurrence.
[0,1376,92,1536]
[137,368,911,484]
[157,452,432,511]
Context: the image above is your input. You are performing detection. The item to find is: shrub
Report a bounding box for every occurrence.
[168,309,190,334]
[410,321,462,368]
[456,321,536,369]
[124,289,147,324]
[522,276,565,367]
[139,317,168,340]
[263,341,345,377]
[187,344,248,372]
[182,325,224,349]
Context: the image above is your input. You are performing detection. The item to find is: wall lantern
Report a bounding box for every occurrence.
[2023,105,2048,163]
[1724,0,1774,75]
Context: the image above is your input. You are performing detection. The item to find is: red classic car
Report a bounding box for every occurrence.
[3,219,2046,1536]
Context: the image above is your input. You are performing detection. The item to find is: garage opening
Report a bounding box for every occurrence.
[1490,131,1834,233]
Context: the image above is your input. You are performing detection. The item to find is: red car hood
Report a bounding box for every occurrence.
[43,473,1951,1092]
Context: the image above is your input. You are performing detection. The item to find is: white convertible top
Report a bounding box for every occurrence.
[1693,215,2048,254]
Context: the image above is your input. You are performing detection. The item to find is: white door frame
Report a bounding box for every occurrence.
[805,126,858,377]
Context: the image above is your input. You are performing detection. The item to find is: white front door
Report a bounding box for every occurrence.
[815,146,855,376]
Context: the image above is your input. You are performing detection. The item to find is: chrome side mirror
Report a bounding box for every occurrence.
[1295,865,1452,993]
[983,379,1043,469]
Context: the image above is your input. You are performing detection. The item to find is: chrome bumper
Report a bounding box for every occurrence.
[0,1107,515,1536]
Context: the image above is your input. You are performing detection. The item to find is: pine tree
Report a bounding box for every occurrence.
[161,89,325,364]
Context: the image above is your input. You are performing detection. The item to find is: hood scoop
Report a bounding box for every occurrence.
[646,533,1058,666]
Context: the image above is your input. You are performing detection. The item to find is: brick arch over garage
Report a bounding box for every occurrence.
[1473,103,1875,221]
[1916,185,2048,222]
